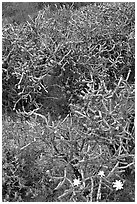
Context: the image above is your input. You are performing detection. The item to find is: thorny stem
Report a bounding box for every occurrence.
[96,177,102,202]
[106,161,119,178]
[88,176,94,202]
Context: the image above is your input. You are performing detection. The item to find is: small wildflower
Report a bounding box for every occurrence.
[73,178,81,186]
[60,135,64,140]
[98,170,105,177]
[113,180,123,191]
[46,170,50,175]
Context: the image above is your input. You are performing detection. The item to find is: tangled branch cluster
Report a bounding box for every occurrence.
[2,2,134,120]
[37,76,134,201]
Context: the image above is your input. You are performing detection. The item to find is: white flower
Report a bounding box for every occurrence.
[46,170,50,174]
[98,170,105,177]
[113,180,123,191]
[73,178,81,186]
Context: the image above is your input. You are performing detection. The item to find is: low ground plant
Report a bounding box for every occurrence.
[2,2,135,202]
